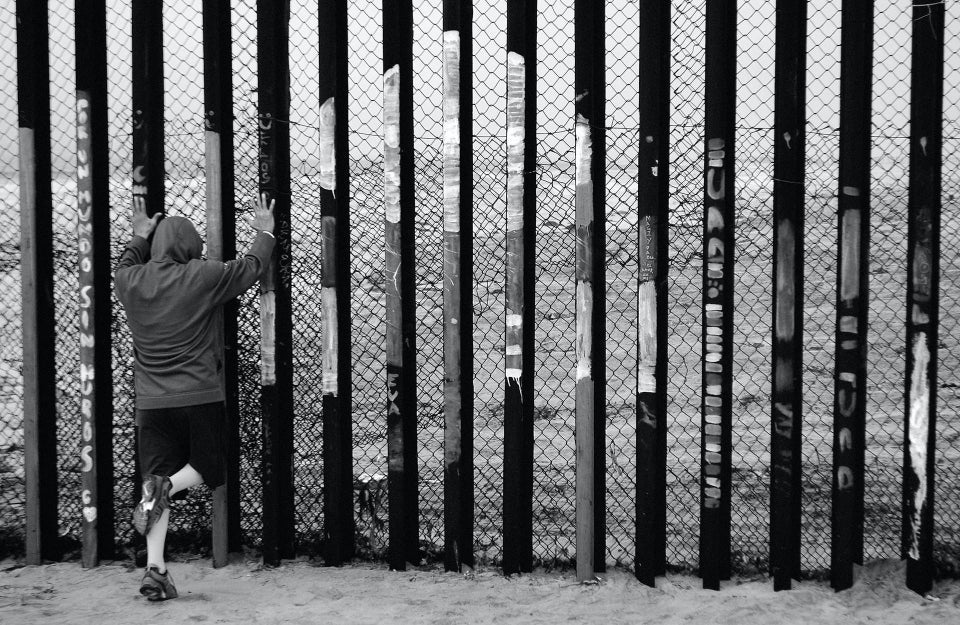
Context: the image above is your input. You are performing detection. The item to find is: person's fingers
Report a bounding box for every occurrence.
[268,199,275,212]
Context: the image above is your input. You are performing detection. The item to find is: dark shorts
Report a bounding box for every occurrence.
[136,402,226,489]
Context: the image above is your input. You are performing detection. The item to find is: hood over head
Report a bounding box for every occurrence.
[150,216,203,263]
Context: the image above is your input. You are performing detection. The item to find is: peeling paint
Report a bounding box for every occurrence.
[383,65,401,224]
[260,291,277,385]
[840,209,861,303]
[908,333,931,560]
[442,31,461,233]
[637,281,656,393]
[321,286,338,396]
[575,114,592,186]
[775,220,795,340]
[318,97,336,191]
[576,281,593,381]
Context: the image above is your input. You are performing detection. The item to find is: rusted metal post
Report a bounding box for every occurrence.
[701,0,735,590]
[502,0,536,577]
[903,0,944,597]
[771,0,806,592]
[442,0,474,574]
[831,0,873,593]
[574,0,606,583]
[383,0,419,571]
[257,0,296,566]
[202,0,238,567]
[635,0,670,587]
[319,0,355,566]
[76,0,116,567]
[17,0,59,566]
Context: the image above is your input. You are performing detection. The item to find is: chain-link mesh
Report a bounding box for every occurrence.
[0,0,958,576]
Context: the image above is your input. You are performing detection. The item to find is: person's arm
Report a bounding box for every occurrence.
[115,196,161,287]
[206,193,276,305]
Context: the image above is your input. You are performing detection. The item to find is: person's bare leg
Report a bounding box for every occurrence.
[169,463,203,496]
[145,508,170,572]
[144,464,203,572]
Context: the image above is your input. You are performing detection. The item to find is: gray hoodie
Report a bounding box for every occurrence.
[115,216,274,411]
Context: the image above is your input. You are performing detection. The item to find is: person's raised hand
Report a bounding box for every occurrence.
[132,195,161,239]
[247,192,275,235]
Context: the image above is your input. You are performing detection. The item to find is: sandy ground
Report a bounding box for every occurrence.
[1,557,959,625]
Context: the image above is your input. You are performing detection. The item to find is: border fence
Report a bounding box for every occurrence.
[1,0,959,594]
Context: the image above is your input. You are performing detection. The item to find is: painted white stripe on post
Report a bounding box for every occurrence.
[321,286,338,395]
[383,65,401,224]
[318,97,336,191]
[442,31,461,234]
[907,333,930,560]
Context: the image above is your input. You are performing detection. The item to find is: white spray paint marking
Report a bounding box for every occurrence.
[443,31,461,233]
[321,286,338,396]
[506,51,525,233]
[576,281,593,381]
[775,220,795,341]
[383,65,401,224]
[318,97,336,191]
[637,281,656,393]
[505,345,522,356]
[908,333,931,560]
[260,291,277,385]
[842,185,860,197]
[506,314,522,329]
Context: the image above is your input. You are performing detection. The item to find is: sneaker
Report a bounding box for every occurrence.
[139,565,178,601]
[132,474,173,535]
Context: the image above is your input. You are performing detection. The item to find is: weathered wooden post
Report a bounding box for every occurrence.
[76,0,115,568]
[502,0,536,577]
[442,0,474,574]
[831,0,873,593]
[574,0,606,583]
[257,0,296,566]
[771,0,806,592]
[902,0,944,597]
[383,0,419,570]
[202,0,239,567]
[319,0,355,566]
[701,0,735,590]
[17,0,59,566]
[635,0,670,588]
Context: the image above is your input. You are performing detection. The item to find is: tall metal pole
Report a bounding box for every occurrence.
[635,0,670,587]
[17,0,59,566]
[319,0,355,566]
[771,0,806,592]
[831,0,873,592]
[76,0,114,567]
[574,0,606,582]
[442,0,474,574]
[383,0,419,571]
[502,0,536,577]
[701,0,736,590]
[202,0,238,567]
[257,0,296,566]
[903,0,944,597]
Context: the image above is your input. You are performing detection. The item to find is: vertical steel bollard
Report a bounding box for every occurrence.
[635,0,670,588]
[257,0,296,565]
[903,0,944,598]
[574,0,606,583]
[202,0,239,568]
[502,0,536,577]
[701,0,736,590]
[771,0,807,592]
[383,0,419,571]
[319,0,355,566]
[831,0,873,593]
[76,0,114,567]
[442,0,474,574]
[18,0,59,566]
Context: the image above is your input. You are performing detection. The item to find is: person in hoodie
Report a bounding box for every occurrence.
[115,193,275,601]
